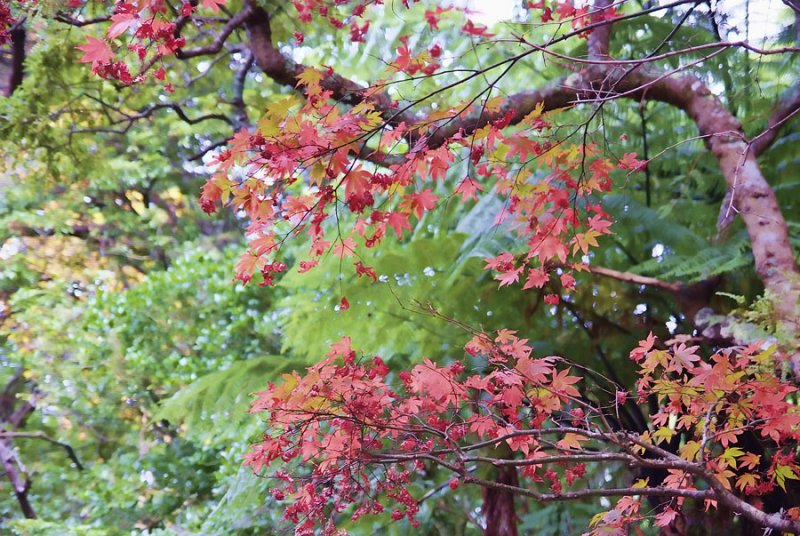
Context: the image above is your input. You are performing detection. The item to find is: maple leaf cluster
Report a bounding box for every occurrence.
[246,332,590,533]
[247,332,800,534]
[634,336,800,492]
[199,68,617,298]
[72,0,189,87]
[590,336,800,533]
[0,0,13,45]
[528,0,619,35]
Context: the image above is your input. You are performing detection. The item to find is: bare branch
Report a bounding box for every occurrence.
[176,6,253,59]
[189,137,231,161]
[584,265,681,293]
[72,101,233,136]
[0,432,84,470]
[133,103,233,126]
[231,50,254,129]
[751,81,800,156]
[53,13,111,26]
[0,440,35,518]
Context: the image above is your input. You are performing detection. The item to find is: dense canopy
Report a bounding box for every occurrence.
[1,0,799,535]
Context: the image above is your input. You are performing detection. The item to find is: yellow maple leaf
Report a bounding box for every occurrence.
[521,101,545,125]
[296,67,323,88]
[556,432,587,451]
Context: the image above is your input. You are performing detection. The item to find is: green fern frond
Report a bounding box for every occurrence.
[155,355,292,439]
[631,231,751,282]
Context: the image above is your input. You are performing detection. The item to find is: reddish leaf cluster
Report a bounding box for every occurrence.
[72,0,190,86]
[528,0,619,34]
[198,72,617,293]
[0,0,13,44]
[247,332,800,534]
[246,332,591,533]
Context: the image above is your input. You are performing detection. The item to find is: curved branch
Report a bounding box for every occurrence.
[176,6,253,59]
[409,65,798,356]
[53,13,110,26]
[244,3,414,127]
[751,81,800,156]
[0,432,84,470]
[626,434,800,534]
[135,102,233,125]
[0,440,35,518]
[72,102,233,136]
[583,265,681,293]
[621,71,799,343]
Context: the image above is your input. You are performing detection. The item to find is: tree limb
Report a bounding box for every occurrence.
[0,432,84,470]
[53,13,110,26]
[244,2,414,127]
[750,81,800,156]
[4,20,24,96]
[583,265,682,293]
[0,440,35,518]
[402,64,798,358]
[175,6,253,59]
[587,0,614,60]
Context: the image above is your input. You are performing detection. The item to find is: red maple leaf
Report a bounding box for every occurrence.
[344,168,371,199]
[427,146,453,180]
[523,267,549,289]
[199,179,222,214]
[462,19,494,37]
[386,212,412,238]
[619,152,647,172]
[516,356,553,383]
[201,0,226,12]
[76,36,114,66]
[332,237,357,259]
[107,13,137,39]
[411,358,456,401]
[392,37,414,72]
[551,368,581,398]
[506,135,540,161]
[400,189,438,219]
[496,267,523,287]
[454,178,483,202]
[669,343,701,373]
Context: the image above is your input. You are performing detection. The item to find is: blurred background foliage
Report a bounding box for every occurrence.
[0,0,798,534]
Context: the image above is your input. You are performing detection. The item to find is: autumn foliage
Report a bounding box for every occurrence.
[3,0,800,533]
[244,331,800,534]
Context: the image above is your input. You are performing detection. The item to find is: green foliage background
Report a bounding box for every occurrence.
[0,1,798,534]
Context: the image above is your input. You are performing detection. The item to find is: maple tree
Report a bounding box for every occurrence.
[1,0,800,535]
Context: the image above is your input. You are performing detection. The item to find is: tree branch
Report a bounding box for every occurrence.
[0,440,35,518]
[72,101,233,136]
[0,432,84,470]
[244,2,413,127]
[53,13,110,26]
[231,50,254,130]
[587,0,614,60]
[750,81,800,156]
[404,63,798,358]
[175,6,253,59]
[4,21,25,96]
[583,265,682,293]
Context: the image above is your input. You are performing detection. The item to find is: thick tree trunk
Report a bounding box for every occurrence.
[621,71,800,363]
[482,445,519,536]
[483,465,519,536]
